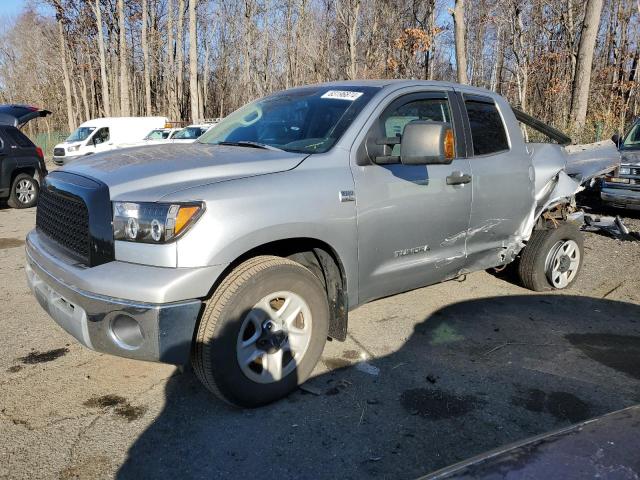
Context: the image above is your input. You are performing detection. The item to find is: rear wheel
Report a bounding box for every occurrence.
[8,173,39,209]
[517,223,584,291]
[192,256,329,407]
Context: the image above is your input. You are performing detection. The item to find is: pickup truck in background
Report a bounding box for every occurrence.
[602,118,640,210]
[0,104,50,208]
[25,81,619,407]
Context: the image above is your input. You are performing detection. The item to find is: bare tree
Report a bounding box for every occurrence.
[118,0,130,116]
[176,0,185,117]
[570,0,604,131]
[91,0,110,116]
[453,0,468,84]
[189,0,199,122]
[142,0,152,115]
[1,0,638,145]
[336,0,361,80]
[53,3,75,131]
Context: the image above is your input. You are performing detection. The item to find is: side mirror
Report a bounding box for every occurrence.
[400,121,455,165]
[611,133,620,146]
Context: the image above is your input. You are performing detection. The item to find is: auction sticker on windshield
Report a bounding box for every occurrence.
[321,90,364,101]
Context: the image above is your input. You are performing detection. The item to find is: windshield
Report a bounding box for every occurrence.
[174,127,205,139]
[66,126,96,142]
[199,86,379,153]
[621,123,640,150]
[144,129,169,140]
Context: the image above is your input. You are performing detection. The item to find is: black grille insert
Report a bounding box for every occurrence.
[53,147,65,157]
[36,186,90,262]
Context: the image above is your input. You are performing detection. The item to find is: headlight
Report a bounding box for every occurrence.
[113,202,204,243]
[67,145,80,152]
[619,167,631,175]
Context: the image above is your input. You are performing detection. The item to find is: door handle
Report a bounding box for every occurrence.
[446,171,472,185]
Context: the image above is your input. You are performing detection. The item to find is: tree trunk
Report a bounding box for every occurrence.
[166,0,176,119]
[188,0,199,122]
[570,0,604,131]
[55,8,75,132]
[118,0,130,116]
[142,0,152,115]
[176,0,185,119]
[94,0,110,116]
[453,0,468,84]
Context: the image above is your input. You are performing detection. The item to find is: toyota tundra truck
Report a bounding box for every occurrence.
[24,81,619,407]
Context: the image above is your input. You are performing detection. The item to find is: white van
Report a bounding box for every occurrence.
[53,116,168,165]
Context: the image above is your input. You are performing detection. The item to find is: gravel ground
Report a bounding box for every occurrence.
[0,198,639,480]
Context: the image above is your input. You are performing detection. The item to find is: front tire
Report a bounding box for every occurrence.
[192,256,329,407]
[517,223,584,291]
[8,173,39,209]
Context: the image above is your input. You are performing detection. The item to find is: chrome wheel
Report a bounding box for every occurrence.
[545,239,580,289]
[15,178,36,205]
[236,291,312,384]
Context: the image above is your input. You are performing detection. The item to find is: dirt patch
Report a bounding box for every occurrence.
[342,350,359,360]
[6,365,23,373]
[0,238,24,249]
[511,388,591,423]
[565,333,640,380]
[19,347,69,364]
[323,358,352,370]
[400,388,479,419]
[114,404,148,422]
[83,394,127,409]
[83,394,147,422]
[60,455,110,480]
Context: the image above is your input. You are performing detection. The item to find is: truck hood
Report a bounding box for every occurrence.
[61,143,308,201]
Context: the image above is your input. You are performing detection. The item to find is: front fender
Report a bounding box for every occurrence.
[170,155,359,306]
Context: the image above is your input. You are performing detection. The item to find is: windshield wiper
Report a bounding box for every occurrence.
[215,141,282,151]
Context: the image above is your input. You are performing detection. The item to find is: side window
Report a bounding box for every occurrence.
[5,127,34,148]
[464,98,509,155]
[93,127,110,144]
[380,96,452,156]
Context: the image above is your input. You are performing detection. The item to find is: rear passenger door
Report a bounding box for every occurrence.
[459,92,534,268]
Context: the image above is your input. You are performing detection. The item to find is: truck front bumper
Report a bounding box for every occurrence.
[53,154,82,166]
[601,187,640,211]
[25,232,212,365]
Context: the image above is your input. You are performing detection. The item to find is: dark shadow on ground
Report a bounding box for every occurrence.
[116,295,640,480]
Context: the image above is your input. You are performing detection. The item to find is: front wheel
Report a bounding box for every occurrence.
[517,223,584,291]
[192,256,329,407]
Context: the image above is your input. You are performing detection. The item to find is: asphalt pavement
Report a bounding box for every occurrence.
[1,204,639,480]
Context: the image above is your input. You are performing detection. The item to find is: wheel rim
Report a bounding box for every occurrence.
[236,291,313,384]
[545,239,580,289]
[16,179,35,204]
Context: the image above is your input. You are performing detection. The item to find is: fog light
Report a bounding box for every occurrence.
[110,314,144,349]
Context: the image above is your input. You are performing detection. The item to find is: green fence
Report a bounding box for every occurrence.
[32,132,68,159]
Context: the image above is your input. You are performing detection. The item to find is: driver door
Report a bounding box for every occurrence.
[351,90,472,304]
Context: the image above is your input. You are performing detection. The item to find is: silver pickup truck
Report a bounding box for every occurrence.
[25,81,618,407]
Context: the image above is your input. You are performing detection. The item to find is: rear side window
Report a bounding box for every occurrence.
[464,99,509,155]
[4,126,34,148]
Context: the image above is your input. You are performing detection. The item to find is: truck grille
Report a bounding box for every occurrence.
[36,186,90,262]
[53,147,65,157]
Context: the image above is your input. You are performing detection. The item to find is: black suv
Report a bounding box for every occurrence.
[0,105,50,208]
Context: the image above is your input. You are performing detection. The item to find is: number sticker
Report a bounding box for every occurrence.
[321,90,364,101]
